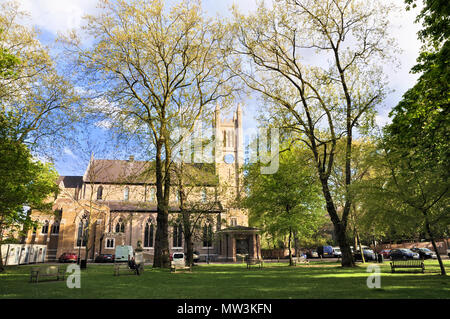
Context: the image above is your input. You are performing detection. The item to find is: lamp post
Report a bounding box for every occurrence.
[207,221,210,264]
[77,213,87,265]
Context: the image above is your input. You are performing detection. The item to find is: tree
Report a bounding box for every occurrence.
[0,21,59,272]
[330,138,378,262]
[365,0,450,275]
[62,0,238,268]
[243,146,326,266]
[0,116,59,272]
[0,1,80,155]
[173,161,221,267]
[390,0,449,175]
[355,138,448,275]
[227,0,397,266]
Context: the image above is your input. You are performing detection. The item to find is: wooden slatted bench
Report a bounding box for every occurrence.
[170,264,192,273]
[390,259,425,273]
[246,258,263,269]
[114,263,142,276]
[30,265,65,283]
[292,256,309,266]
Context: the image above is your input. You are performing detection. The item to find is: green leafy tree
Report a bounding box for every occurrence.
[0,1,80,154]
[62,0,238,268]
[356,140,448,275]
[244,146,326,266]
[227,0,398,267]
[0,18,60,272]
[0,117,59,272]
[363,0,450,275]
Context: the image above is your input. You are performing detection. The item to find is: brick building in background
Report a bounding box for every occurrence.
[23,105,262,262]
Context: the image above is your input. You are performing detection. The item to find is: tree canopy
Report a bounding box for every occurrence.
[243,145,327,264]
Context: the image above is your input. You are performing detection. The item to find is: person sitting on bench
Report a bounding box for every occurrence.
[128,257,140,275]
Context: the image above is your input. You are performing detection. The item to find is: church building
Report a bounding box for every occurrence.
[23,105,262,263]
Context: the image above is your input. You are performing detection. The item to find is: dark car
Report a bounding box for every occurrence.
[58,252,78,263]
[411,248,437,260]
[353,249,376,261]
[379,249,391,259]
[389,248,420,260]
[94,254,115,263]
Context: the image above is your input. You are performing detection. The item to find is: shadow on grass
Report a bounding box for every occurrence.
[0,261,448,299]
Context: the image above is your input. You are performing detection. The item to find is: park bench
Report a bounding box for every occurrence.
[170,264,192,273]
[390,259,425,273]
[292,256,309,266]
[246,258,264,269]
[114,262,143,276]
[30,265,65,283]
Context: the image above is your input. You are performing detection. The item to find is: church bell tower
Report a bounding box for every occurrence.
[214,104,244,203]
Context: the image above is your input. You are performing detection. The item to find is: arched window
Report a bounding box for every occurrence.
[41,220,49,234]
[203,224,213,247]
[223,130,227,147]
[144,219,154,248]
[97,186,103,200]
[76,220,87,247]
[115,218,125,233]
[124,187,129,201]
[172,222,183,248]
[51,221,60,234]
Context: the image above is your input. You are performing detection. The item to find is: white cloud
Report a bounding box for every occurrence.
[12,0,99,34]
[94,119,113,130]
[63,147,77,158]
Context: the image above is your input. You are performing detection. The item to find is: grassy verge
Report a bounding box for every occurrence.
[0,260,448,299]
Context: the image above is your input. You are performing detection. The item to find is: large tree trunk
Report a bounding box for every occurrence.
[154,206,170,268]
[184,225,194,267]
[319,178,354,267]
[153,141,170,268]
[424,214,446,275]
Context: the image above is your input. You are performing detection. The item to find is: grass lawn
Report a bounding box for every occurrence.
[0,260,449,299]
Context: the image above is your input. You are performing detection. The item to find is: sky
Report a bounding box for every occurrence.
[2,0,424,176]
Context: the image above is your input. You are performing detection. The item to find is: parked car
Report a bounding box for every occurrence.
[411,248,437,259]
[353,249,377,261]
[193,251,200,262]
[379,249,391,259]
[58,252,78,263]
[94,254,115,263]
[389,248,420,260]
[305,249,319,258]
[332,247,342,258]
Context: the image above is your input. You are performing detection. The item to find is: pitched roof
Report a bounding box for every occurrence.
[83,159,153,184]
[57,176,83,189]
[83,159,218,186]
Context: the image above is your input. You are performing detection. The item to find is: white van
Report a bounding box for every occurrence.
[114,245,134,262]
[170,252,186,267]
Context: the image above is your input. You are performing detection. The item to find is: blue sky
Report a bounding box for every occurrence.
[3,0,424,176]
